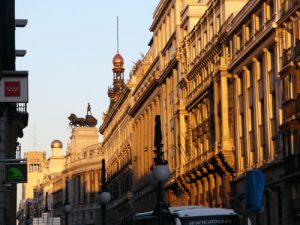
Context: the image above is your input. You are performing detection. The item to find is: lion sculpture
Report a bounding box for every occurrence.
[68,113,86,127]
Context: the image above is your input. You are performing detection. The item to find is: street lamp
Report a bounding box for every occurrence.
[149,115,171,222]
[25,201,32,225]
[63,179,72,225]
[45,192,49,213]
[96,159,111,225]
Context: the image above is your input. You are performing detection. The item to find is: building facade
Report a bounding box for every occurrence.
[0,0,28,224]
[19,1,300,225]
[25,128,104,225]
[100,0,300,225]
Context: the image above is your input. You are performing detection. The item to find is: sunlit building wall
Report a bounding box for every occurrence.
[63,127,102,225]
[18,1,300,225]
[23,151,46,200]
[101,0,300,225]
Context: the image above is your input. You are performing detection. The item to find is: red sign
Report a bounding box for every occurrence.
[0,76,28,103]
[4,81,21,97]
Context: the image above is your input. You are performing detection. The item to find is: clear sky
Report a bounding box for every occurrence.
[15,0,159,157]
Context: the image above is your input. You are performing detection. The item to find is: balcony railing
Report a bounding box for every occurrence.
[282,99,297,121]
[285,154,300,174]
[282,47,292,67]
[280,0,297,16]
[16,103,27,113]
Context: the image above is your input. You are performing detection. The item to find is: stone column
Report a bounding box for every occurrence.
[220,72,231,148]
[202,177,208,206]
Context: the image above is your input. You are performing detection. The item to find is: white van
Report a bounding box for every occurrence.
[133,206,251,225]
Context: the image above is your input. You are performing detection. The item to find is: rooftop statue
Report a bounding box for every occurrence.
[68,103,98,127]
[68,113,86,127]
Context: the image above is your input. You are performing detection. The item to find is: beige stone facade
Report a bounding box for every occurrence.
[19,128,103,225]
[102,0,300,225]
[23,151,46,200]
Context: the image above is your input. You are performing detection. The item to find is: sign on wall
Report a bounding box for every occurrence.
[5,163,27,183]
[0,76,28,103]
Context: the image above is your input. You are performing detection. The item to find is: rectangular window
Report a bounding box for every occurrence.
[203,30,207,47]
[235,32,242,52]
[255,10,262,32]
[192,44,196,61]
[258,56,264,80]
[169,45,173,60]
[209,19,214,39]
[266,0,274,21]
[216,14,220,32]
[247,65,253,88]
[283,74,296,102]
[244,22,251,43]
[197,37,201,53]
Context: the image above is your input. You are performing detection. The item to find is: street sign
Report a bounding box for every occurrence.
[5,163,27,183]
[0,72,28,103]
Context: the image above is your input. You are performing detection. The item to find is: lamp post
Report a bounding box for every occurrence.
[149,115,171,224]
[63,179,72,225]
[45,192,49,213]
[96,159,111,225]
[25,201,32,225]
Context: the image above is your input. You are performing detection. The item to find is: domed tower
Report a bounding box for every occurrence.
[108,17,125,110]
[50,139,63,158]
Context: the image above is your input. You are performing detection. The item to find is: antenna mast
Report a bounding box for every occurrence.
[33,125,36,150]
[117,16,119,53]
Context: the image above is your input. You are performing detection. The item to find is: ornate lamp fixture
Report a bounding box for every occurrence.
[63,179,72,225]
[149,115,171,218]
[25,201,32,225]
[96,159,111,225]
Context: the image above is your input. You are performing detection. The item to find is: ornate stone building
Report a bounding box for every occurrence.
[18,1,300,225]
[19,128,103,225]
[63,127,102,225]
[101,0,300,225]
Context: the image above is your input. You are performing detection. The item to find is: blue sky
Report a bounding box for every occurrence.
[15,0,159,157]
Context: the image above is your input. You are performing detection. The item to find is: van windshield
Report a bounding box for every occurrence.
[180,215,241,225]
[134,215,176,225]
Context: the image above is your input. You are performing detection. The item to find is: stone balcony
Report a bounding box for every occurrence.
[284,154,300,174]
[282,47,293,68]
[282,95,300,123]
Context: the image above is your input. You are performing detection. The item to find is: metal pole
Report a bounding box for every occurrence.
[64,180,69,225]
[45,192,49,213]
[26,202,30,225]
[152,115,171,223]
[101,159,106,225]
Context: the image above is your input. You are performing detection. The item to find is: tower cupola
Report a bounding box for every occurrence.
[107,17,125,110]
[50,139,63,158]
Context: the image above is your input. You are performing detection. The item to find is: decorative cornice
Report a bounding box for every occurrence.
[158,57,178,84]
[228,20,275,71]
[186,77,212,111]
[132,56,159,96]
[99,86,130,134]
[150,0,173,32]
[128,79,159,117]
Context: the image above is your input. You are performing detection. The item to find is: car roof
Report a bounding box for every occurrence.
[134,206,237,219]
[170,206,237,217]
